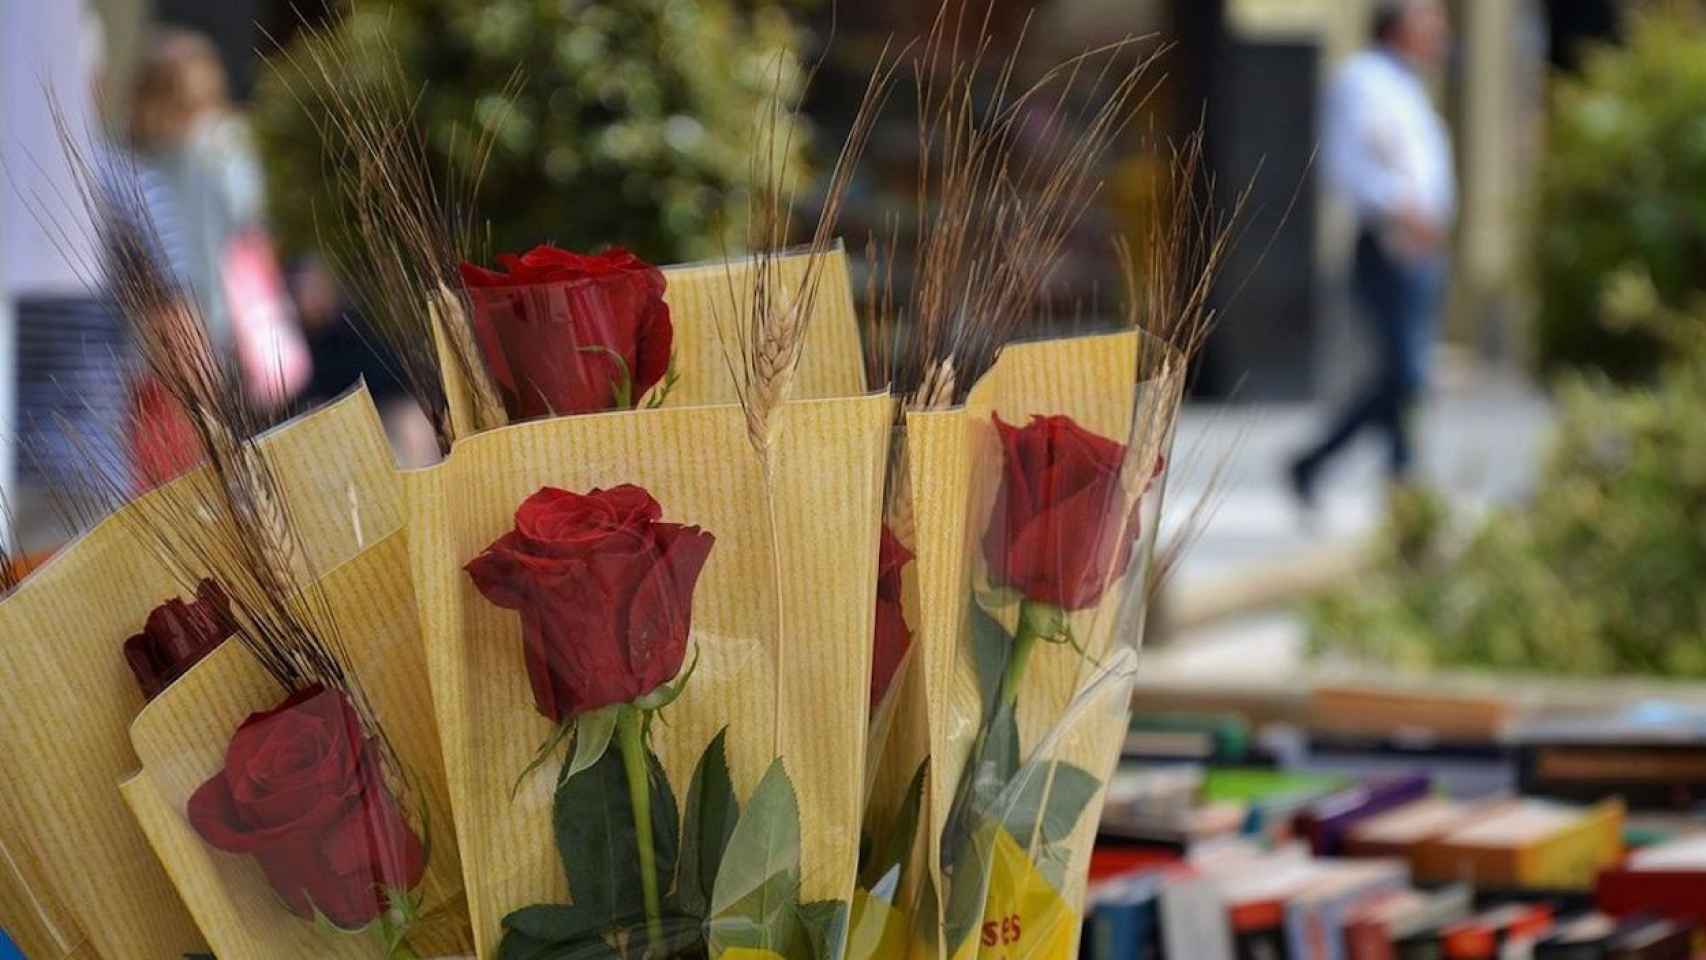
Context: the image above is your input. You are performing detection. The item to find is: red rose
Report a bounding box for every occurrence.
[187,686,426,929]
[465,485,715,723]
[870,525,914,708]
[124,578,235,700]
[460,246,673,419]
[981,414,1136,611]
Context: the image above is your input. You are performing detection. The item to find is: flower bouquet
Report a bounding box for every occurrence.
[0,9,1235,959]
[0,386,413,959]
[406,242,892,958]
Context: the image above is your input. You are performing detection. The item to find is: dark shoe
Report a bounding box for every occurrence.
[1287,455,1319,512]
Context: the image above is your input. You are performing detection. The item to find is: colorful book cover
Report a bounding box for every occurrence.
[1415,799,1624,889]
[1297,774,1434,856]
[1160,870,1235,960]
[1283,860,1409,960]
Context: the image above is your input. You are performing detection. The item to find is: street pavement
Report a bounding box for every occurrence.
[1146,363,1554,680]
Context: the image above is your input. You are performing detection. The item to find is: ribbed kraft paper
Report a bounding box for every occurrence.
[0,835,80,960]
[124,531,468,958]
[0,386,401,960]
[438,247,866,436]
[405,392,892,957]
[660,245,865,408]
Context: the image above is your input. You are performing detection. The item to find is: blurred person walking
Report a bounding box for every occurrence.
[127,29,308,488]
[129,29,307,415]
[1289,0,1455,509]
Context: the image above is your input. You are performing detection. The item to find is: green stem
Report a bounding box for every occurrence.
[997,603,1046,709]
[389,943,422,960]
[617,705,665,946]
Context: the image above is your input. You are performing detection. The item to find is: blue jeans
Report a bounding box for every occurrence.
[1302,231,1445,479]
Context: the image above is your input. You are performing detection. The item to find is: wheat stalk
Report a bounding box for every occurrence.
[265,19,511,447]
[865,7,1165,420]
[37,95,417,803]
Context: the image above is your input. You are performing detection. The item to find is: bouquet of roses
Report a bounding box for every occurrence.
[0,9,1232,959]
[405,240,891,959]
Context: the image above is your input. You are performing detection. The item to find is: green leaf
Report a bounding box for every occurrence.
[624,913,713,958]
[939,812,999,955]
[648,747,682,907]
[708,760,803,952]
[707,871,802,954]
[552,745,634,926]
[564,706,620,784]
[496,925,621,960]
[859,760,927,890]
[968,602,1014,717]
[551,739,680,931]
[512,720,573,801]
[678,729,739,918]
[795,900,850,960]
[501,904,604,943]
[971,703,1021,810]
[998,761,1101,850]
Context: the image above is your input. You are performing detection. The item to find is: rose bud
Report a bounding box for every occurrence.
[460,246,673,420]
[187,685,426,929]
[124,578,236,700]
[465,484,715,723]
[982,414,1138,612]
[870,525,914,709]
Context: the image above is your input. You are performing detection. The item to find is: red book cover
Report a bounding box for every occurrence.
[1595,868,1706,925]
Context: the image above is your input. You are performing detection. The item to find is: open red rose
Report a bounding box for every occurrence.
[187,685,426,929]
[460,246,673,420]
[981,414,1136,611]
[870,525,914,709]
[465,484,715,723]
[124,578,235,700]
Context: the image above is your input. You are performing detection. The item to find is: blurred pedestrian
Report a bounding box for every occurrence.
[129,28,308,411]
[293,257,439,468]
[1,1,128,551]
[1289,0,1455,509]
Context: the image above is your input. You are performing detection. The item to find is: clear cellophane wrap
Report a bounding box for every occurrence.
[860,330,1182,960]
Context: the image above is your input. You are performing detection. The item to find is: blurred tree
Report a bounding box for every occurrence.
[251,0,811,264]
[1536,5,1706,380]
[1310,282,1706,679]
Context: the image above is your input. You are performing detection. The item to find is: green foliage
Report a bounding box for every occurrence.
[1309,324,1706,678]
[252,0,811,264]
[1536,6,1706,379]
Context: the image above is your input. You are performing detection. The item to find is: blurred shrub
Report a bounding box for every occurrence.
[252,0,810,263]
[1536,6,1706,379]
[1309,302,1706,677]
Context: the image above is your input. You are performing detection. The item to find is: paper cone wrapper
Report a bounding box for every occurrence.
[438,246,866,435]
[124,529,468,957]
[405,390,891,956]
[873,330,1181,959]
[0,386,404,959]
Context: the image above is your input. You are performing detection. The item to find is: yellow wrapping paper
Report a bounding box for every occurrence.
[123,531,468,958]
[659,245,865,408]
[406,391,891,957]
[971,829,1078,960]
[875,330,1177,960]
[0,386,401,960]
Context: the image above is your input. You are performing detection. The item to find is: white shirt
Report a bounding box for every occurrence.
[1322,49,1456,234]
